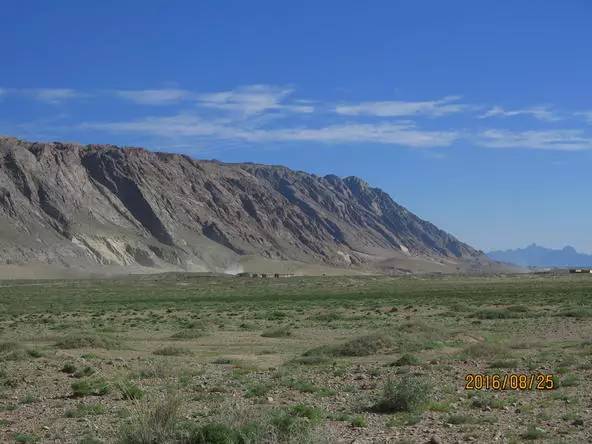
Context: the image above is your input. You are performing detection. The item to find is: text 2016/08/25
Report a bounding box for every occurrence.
[465,373,555,391]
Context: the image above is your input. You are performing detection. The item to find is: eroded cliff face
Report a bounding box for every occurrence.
[0,136,487,274]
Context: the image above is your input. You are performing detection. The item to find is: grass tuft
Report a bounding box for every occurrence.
[119,393,182,444]
[117,380,145,400]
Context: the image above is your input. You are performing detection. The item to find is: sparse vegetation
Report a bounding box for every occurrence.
[118,393,182,444]
[392,353,421,366]
[373,377,432,413]
[244,382,272,398]
[0,274,590,442]
[119,394,325,444]
[489,359,518,368]
[61,362,77,374]
[351,415,367,427]
[117,380,145,400]
[460,342,510,359]
[74,366,96,378]
[522,425,547,440]
[170,329,206,339]
[65,403,106,418]
[153,346,191,356]
[71,378,110,398]
[13,433,38,443]
[304,333,392,358]
[55,333,121,350]
[261,326,292,338]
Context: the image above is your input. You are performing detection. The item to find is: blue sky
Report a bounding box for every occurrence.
[1,1,592,252]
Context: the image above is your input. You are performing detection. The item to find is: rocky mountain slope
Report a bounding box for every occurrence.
[488,244,592,268]
[0,136,499,276]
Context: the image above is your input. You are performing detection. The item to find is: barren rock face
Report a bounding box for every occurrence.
[0,136,487,274]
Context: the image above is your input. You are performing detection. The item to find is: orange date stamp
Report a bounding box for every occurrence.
[465,373,555,391]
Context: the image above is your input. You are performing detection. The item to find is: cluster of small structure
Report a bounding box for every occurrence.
[569,269,592,274]
[237,272,295,278]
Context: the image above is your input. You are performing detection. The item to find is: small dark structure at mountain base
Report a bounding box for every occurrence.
[237,272,295,278]
[569,269,592,274]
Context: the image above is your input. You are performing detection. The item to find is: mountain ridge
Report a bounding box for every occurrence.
[488,243,592,268]
[0,136,501,276]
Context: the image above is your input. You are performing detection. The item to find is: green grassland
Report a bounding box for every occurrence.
[1,273,591,443]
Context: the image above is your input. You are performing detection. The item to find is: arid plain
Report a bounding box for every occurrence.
[1,273,591,443]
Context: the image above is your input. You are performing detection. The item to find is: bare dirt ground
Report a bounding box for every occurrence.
[1,274,591,443]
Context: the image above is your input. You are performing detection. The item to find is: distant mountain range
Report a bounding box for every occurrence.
[488,244,592,268]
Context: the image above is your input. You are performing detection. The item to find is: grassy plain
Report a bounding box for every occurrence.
[1,273,591,443]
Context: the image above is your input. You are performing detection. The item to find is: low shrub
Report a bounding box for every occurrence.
[71,378,110,398]
[373,377,432,413]
[391,353,421,366]
[245,383,272,398]
[74,366,96,378]
[351,415,367,427]
[522,425,546,440]
[304,334,392,358]
[61,363,77,374]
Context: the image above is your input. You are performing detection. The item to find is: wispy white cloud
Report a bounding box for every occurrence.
[196,84,314,115]
[23,88,84,104]
[7,84,592,153]
[477,129,592,151]
[81,114,458,148]
[116,89,190,105]
[479,106,559,122]
[254,123,458,147]
[575,111,592,124]
[114,84,315,114]
[334,96,468,117]
[82,114,230,138]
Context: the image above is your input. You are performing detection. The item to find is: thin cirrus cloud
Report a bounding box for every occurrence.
[477,129,592,151]
[196,84,314,115]
[115,89,191,105]
[114,84,315,114]
[575,111,592,124]
[0,88,82,105]
[479,106,560,122]
[22,88,84,104]
[81,114,459,148]
[245,122,458,147]
[0,88,84,104]
[334,96,468,117]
